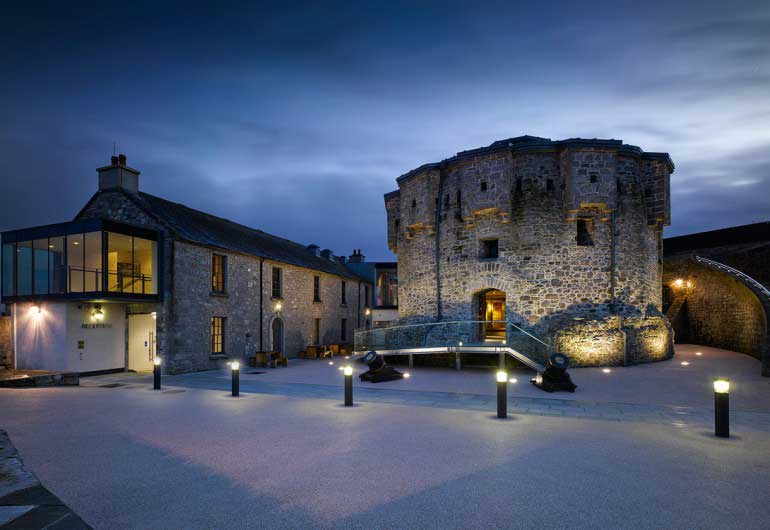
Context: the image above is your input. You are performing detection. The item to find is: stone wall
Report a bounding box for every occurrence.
[663,257,768,364]
[0,316,11,368]
[386,137,673,366]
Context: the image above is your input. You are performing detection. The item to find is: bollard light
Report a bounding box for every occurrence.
[713,378,730,438]
[343,365,353,406]
[153,357,162,390]
[496,370,508,418]
[231,361,240,397]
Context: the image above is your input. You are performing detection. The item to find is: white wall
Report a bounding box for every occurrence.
[14,301,126,373]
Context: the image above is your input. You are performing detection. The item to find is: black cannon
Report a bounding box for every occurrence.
[359,351,404,383]
[531,353,577,392]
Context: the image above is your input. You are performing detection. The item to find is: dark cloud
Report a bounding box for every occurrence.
[1,0,770,261]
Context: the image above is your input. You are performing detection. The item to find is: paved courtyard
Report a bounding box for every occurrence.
[1,344,770,529]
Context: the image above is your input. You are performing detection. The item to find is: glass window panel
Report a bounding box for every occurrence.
[16,241,32,296]
[48,237,65,294]
[2,243,15,297]
[107,232,132,293]
[67,234,84,293]
[84,232,102,292]
[33,239,49,294]
[133,237,157,294]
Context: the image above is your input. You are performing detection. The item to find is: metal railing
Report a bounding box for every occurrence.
[354,319,550,367]
[695,256,770,299]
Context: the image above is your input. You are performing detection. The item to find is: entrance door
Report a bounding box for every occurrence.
[478,289,506,342]
[128,313,156,371]
[272,318,284,355]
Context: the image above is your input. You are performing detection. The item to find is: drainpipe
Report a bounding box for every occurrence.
[259,257,264,352]
[434,167,446,320]
[357,281,362,328]
[609,210,617,308]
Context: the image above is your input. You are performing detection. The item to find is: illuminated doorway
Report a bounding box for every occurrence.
[477,289,506,343]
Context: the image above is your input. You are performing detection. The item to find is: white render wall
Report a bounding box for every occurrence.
[14,301,126,373]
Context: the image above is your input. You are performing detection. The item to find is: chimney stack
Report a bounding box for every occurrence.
[97,153,140,194]
[348,249,365,263]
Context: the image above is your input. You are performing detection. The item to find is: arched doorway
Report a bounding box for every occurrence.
[476,289,506,343]
[271,318,284,355]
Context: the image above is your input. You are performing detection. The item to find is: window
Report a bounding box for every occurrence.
[313,276,321,302]
[107,232,156,294]
[16,240,32,296]
[272,267,282,298]
[515,179,522,193]
[411,199,416,208]
[341,280,347,305]
[211,317,225,354]
[212,254,226,293]
[546,179,554,191]
[341,318,348,341]
[312,318,320,344]
[577,219,594,246]
[480,239,499,259]
[590,174,598,183]
[480,181,487,192]
[33,239,49,295]
[365,284,370,306]
[2,243,14,297]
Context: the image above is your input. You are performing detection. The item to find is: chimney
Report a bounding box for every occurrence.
[97,153,140,193]
[348,249,365,263]
[307,244,321,257]
[320,249,334,261]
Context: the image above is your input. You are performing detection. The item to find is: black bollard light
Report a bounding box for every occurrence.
[231,361,240,397]
[496,370,508,418]
[713,378,730,438]
[344,365,353,406]
[153,356,162,390]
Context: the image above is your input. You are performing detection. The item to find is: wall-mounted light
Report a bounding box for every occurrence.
[365,308,371,316]
[31,304,41,316]
[151,312,157,320]
[673,278,684,287]
[92,304,105,321]
[274,301,283,312]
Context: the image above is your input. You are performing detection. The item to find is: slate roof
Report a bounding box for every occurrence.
[664,221,770,255]
[85,189,368,282]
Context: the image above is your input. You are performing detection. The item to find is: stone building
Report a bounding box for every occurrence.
[1,155,372,374]
[384,135,675,366]
[663,222,770,376]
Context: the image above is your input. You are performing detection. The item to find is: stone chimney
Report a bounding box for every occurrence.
[97,154,140,193]
[307,244,321,257]
[348,249,365,263]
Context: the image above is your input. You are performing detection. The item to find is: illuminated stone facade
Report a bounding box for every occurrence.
[385,136,675,366]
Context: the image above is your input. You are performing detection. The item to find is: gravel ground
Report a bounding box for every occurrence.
[1,375,769,530]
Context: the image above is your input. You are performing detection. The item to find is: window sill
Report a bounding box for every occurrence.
[479,257,499,262]
[209,354,228,360]
[313,300,322,304]
[271,296,284,301]
[210,292,228,298]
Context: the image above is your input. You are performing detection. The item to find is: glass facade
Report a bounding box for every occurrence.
[1,220,159,300]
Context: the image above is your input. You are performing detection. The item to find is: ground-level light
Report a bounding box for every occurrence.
[602,368,611,374]
[695,351,703,356]
[231,361,240,397]
[343,365,353,406]
[713,378,730,437]
[403,372,411,379]
[681,361,690,366]
[153,357,162,390]
[496,370,507,418]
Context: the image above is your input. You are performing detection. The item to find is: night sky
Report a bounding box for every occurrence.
[2,1,769,262]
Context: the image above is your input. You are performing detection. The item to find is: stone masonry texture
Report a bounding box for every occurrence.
[0,316,10,369]
[385,136,675,367]
[77,190,371,374]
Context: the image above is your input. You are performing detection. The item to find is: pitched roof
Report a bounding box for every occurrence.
[664,221,770,255]
[86,189,368,281]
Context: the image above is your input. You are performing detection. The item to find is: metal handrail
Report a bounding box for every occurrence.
[695,256,770,299]
[354,319,550,347]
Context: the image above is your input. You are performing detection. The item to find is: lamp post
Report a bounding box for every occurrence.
[713,378,730,438]
[153,357,162,390]
[231,361,240,397]
[343,365,353,406]
[496,370,507,418]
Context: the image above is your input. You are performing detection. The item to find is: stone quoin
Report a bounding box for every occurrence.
[384,135,676,366]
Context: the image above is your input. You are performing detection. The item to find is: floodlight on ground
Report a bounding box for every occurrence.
[509,377,518,384]
[602,368,611,374]
[153,357,162,390]
[496,370,508,418]
[713,378,730,437]
[403,372,411,379]
[231,361,240,397]
[695,351,703,356]
[343,366,353,406]
[458,341,463,347]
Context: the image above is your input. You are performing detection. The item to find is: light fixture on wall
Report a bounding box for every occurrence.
[673,278,684,288]
[365,307,371,316]
[274,301,283,313]
[151,312,157,320]
[92,304,105,321]
[30,304,41,316]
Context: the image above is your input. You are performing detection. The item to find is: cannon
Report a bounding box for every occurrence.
[359,351,404,383]
[531,352,577,392]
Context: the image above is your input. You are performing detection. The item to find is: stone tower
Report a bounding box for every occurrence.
[384,136,675,366]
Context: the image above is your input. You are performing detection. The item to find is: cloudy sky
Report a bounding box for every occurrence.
[1,0,769,261]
